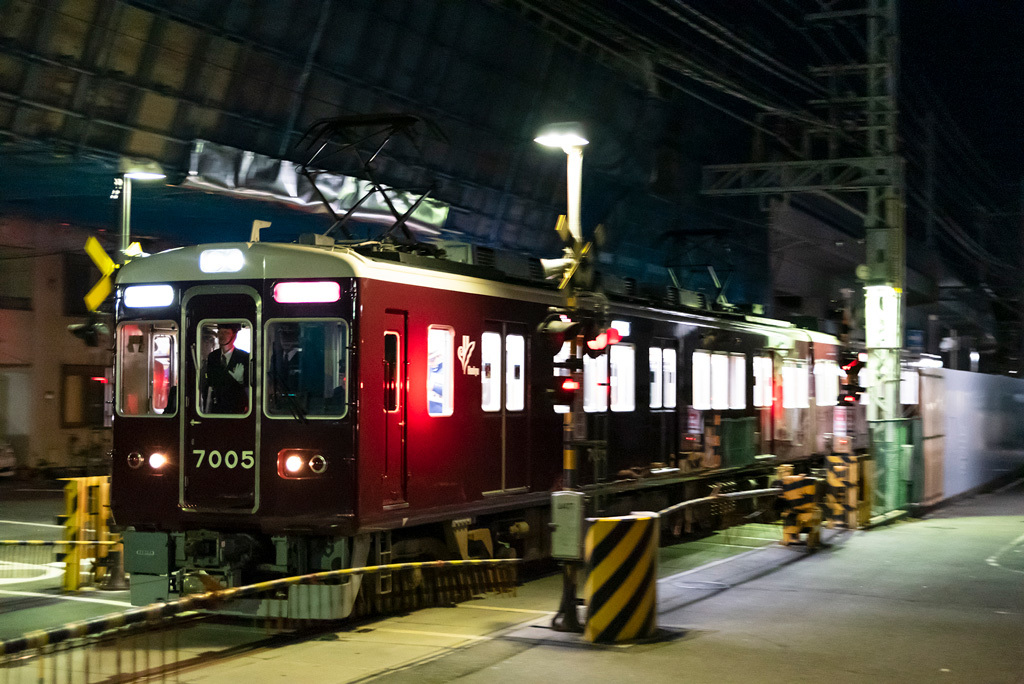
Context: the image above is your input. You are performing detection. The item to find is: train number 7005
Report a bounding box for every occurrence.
[193,449,255,469]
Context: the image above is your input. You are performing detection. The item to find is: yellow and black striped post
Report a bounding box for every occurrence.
[583,513,659,643]
[61,479,87,590]
[780,475,821,546]
[826,452,859,529]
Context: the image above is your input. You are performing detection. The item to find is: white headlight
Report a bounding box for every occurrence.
[124,285,174,307]
[199,249,244,273]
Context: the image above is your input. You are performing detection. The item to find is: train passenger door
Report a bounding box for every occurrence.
[383,311,407,506]
[481,323,529,493]
[181,289,260,512]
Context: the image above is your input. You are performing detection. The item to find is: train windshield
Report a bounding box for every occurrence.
[116,321,179,416]
[265,319,349,419]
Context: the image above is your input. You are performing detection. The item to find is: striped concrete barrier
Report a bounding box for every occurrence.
[583,512,659,643]
[780,475,821,546]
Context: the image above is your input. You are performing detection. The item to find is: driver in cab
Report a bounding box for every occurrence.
[204,323,249,414]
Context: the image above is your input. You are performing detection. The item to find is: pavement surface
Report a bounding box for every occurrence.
[3,480,1024,683]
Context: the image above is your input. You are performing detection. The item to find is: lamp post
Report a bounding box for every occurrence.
[535,122,588,633]
[116,159,166,260]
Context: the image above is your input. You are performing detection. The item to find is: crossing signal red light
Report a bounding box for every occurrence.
[560,377,580,392]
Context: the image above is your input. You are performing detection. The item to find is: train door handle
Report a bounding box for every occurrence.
[190,419,201,426]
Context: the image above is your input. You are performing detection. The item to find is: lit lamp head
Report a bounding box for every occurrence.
[119,157,167,181]
[533,122,589,152]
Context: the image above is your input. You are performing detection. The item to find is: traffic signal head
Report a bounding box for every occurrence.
[548,374,581,406]
[536,312,581,356]
[582,319,622,358]
[837,383,863,405]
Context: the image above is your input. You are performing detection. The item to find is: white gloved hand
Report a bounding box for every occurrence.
[229,364,245,383]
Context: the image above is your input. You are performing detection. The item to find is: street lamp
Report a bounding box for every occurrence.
[534,122,588,246]
[115,158,166,259]
[534,122,588,634]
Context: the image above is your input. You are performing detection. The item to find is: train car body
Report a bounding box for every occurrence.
[112,239,858,615]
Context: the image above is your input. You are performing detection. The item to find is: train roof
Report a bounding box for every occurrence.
[117,239,838,345]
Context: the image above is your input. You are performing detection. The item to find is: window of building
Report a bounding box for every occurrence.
[0,246,32,310]
[782,360,810,409]
[116,321,179,417]
[427,326,454,416]
[62,365,108,428]
[753,355,773,407]
[814,359,840,407]
[63,252,100,316]
[610,344,635,412]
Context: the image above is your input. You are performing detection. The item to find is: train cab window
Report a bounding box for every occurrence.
[265,319,349,419]
[753,355,773,407]
[505,334,525,411]
[427,326,454,416]
[609,344,635,412]
[116,321,178,417]
[814,360,840,406]
[782,360,810,409]
[198,321,252,416]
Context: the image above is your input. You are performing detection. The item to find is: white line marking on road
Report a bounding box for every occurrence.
[373,628,490,641]
[457,605,554,615]
[0,589,131,606]
[986,530,1024,574]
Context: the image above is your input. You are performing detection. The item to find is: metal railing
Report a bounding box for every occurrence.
[0,558,519,683]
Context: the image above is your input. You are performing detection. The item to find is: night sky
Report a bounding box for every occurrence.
[902,1,1024,202]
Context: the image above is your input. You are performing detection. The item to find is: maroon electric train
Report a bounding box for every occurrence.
[112,236,857,615]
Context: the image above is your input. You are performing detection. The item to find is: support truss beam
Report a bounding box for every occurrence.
[701,156,899,196]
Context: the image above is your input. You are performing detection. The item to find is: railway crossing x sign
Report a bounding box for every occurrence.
[83,237,117,312]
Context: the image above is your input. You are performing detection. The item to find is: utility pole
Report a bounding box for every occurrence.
[701,0,906,516]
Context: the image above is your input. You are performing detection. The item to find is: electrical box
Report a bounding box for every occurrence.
[550,490,585,560]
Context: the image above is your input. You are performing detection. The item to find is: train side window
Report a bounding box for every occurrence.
[814,359,840,406]
[505,334,525,412]
[729,353,746,409]
[553,342,571,415]
[692,350,711,411]
[427,326,454,416]
[663,347,677,408]
[583,355,608,412]
[711,353,729,410]
[753,355,773,407]
[610,344,635,412]
[116,321,178,417]
[481,332,501,412]
[782,360,810,409]
[384,331,401,413]
[649,347,663,409]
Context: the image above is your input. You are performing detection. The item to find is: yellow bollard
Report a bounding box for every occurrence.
[583,513,659,643]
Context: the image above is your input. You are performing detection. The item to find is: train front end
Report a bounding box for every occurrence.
[111,242,360,613]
